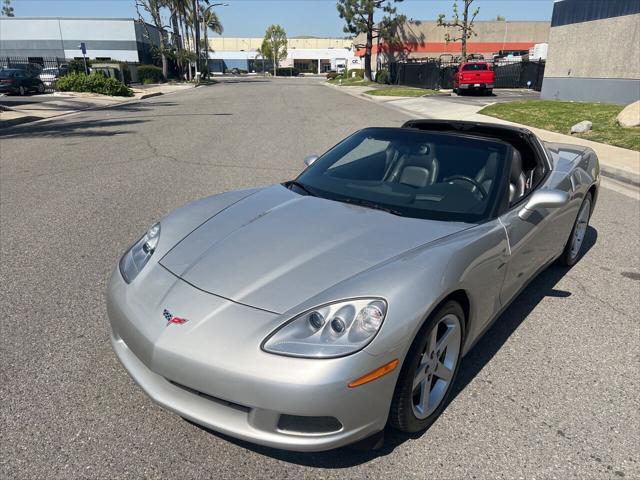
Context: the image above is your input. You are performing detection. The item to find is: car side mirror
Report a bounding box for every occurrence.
[518,189,570,220]
[304,155,319,167]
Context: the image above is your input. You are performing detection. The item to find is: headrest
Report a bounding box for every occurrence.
[510,149,523,183]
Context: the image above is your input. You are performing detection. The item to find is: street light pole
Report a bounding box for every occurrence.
[195,2,229,81]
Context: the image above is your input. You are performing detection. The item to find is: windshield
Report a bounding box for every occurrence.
[293,128,509,223]
[462,63,488,71]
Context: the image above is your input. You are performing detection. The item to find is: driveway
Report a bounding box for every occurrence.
[1,78,638,479]
[439,88,540,106]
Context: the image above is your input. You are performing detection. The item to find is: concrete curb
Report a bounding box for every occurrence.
[137,91,164,100]
[0,115,41,128]
[0,86,194,130]
[598,164,640,188]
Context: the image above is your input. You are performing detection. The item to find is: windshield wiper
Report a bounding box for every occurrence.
[337,197,405,217]
[288,180,316,197]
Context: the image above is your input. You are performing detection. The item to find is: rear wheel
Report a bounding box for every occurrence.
[37,83,45,94]
[558,192,592,266]
[389,301,464,433]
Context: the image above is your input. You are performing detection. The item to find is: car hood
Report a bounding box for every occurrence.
[159,185,470,313]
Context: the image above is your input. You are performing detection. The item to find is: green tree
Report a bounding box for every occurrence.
[1,0,15,16]
[496,15,505,21]
[437,0,480,60]
[135,0,171,81]
[201,3,223,76]
[262,25,288,77]
[336,0,405,82]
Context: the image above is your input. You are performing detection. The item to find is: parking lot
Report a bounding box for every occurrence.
[1,78,638,479]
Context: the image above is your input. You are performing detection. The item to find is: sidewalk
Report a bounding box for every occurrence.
[326,83,640,186]
[0,83,195,128]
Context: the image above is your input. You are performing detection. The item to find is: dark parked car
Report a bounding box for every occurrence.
[0,68,46,96]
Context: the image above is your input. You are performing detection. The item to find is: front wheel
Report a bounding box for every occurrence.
[389,301,464,433]
[37,83,45,94]
[558,192,592,266]
[18,85,26,96]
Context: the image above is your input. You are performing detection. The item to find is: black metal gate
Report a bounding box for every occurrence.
[389,59,546,91]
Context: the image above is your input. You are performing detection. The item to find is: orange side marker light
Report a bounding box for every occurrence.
[348,359,399,388]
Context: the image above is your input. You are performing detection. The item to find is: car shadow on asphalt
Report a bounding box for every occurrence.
[190,226,598,468]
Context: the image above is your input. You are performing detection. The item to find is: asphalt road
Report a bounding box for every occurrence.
[1,78,638,479]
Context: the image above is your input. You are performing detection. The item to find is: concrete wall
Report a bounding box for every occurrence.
[541,11,640,104]
[0,17,160,63]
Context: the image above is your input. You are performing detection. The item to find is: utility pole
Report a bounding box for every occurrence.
[195,2,228,80]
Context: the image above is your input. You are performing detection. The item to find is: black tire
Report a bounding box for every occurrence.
[558,192,593,267]
[37,83,45,94]
[18,85,25,96]
[388,301,465,433]
[486,89,493,96]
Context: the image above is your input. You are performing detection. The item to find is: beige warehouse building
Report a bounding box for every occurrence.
[356,20,550,64]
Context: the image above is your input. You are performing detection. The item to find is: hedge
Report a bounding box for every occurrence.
[56,72,133,97]
[276,67,299,77]
[346,68,365,79]
[376,69,390,84]
[137,65,164,84]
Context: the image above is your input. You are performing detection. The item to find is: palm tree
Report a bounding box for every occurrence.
[200,4,223,76]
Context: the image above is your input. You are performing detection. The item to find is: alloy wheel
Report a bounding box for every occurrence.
[411,313,462,419]
[569,197,591,260]
[19,86,25,96]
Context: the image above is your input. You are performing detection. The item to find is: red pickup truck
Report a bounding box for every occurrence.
[453,62,495,95]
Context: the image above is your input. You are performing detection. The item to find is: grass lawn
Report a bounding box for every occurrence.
[480,100,639,151]
[327,77,375,86]
[364,87,439,97]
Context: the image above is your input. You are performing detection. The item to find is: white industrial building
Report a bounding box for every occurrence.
[0,17,161,63]
[206,37,360,74]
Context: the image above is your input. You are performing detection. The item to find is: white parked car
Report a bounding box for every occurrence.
[39,66,68,87]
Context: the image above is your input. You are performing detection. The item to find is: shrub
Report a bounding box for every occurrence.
[276,67,299,77]
[347,68,365,79]
[326,71,340,80]
[376,69,390,84]
[138,65,164,84]
[56,72,133,97]
[67,58,92,74]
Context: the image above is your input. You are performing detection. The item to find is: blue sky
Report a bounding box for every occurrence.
[10,0,556,37]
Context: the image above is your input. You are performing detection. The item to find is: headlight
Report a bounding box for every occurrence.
[262,298,387,358]
[119,223,160,283]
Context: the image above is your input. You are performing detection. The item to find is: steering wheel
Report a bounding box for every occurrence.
[443,175,488,199]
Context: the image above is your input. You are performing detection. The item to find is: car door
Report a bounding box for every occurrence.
[498,152,559,304]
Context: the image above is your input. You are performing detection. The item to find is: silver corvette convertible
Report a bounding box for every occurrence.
[107,120,599,452]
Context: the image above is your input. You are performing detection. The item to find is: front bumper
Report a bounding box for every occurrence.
[107,265,399,451]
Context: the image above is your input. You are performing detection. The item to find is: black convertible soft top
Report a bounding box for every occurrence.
[402,119,533,140]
